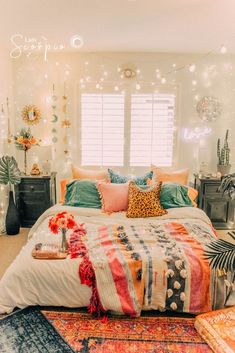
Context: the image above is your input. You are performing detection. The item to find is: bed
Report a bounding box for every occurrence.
[0,204,229,315]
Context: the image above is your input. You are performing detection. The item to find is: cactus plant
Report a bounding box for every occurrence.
[217,130,230,166]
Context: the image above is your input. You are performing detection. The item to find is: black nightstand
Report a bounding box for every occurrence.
[194,176,234,230]
[15,173,57,228]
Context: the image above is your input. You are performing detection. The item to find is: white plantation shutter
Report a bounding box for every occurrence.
[81,94,124,166]
[130,93,176,167]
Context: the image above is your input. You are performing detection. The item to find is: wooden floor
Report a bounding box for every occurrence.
[0,227,233,280]
[0,228,29,279]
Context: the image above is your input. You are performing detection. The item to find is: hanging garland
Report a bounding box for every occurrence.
[51,84,58,144]
[6,97,12,144]
[61,82,71,157]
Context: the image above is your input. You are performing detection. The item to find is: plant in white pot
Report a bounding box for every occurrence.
[0,156,21,235]
[217,129,231,176]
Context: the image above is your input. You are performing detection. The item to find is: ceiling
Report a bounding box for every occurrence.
[0,0,235,53]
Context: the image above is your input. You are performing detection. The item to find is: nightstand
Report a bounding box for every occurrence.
[194,176,234,230]
[15,173,57,228]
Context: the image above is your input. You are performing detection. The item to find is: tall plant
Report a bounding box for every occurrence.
[217,129,230,166]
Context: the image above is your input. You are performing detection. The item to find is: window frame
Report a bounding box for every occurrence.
[77,83,180,172]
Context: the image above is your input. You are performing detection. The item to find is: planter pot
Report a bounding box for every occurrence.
[217,164,231,176]
[6,191,20,235]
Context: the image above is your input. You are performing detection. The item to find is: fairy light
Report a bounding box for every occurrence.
[192,80,197,86]
[136,82,141,90]
[161,77,166,84]
[220,45,227,54]
[114,85,119,91]
[189,64,196,72]
[96,83,100,89]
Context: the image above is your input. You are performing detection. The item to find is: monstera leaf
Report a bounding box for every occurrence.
[205,239,235,272]
[0,156,21,185]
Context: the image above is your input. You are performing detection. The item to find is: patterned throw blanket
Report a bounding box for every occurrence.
[69,221,218,316]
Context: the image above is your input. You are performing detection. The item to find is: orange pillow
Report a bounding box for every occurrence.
[152,166,189,186]
[188,187,198,207]
[71,164,109,181]
[60,178,72,203]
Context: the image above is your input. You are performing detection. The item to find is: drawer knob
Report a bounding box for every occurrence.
[30,186,35,191]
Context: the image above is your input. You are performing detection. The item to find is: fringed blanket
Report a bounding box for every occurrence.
[69,221,218,316]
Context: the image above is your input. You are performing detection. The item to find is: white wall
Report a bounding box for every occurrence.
[11,52,235,188]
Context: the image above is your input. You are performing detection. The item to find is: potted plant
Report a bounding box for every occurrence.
[0,156,21,235]
[217,130,231,176]
[205,173,235,305]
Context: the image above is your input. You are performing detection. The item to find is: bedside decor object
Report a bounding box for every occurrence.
[196,96,222,122]
[30,163,41,176]
[0,156,21,235]
[14,128,39,175]
[32,243,67,260]
[22,105,41,125]
[49,211,77,252]
[15,173,57,227]
[217,129,231,176]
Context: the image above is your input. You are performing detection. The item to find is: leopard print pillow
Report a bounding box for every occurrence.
[127,181,167,218]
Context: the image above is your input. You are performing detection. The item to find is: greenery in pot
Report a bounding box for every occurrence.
[217,130,231,176]
[0,156,21,235]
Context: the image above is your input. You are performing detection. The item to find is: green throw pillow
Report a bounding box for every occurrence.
[108,169,153,185]
[160,182,193,209]
[64,180,101,208]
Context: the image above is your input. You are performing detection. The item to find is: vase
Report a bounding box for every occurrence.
[24,150,27,175]
[61,228,68,253]
[6,191,20,235]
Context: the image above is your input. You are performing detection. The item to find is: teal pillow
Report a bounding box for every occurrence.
[108,169,153,185]
[64,180,101,208]
[160,183,193,209]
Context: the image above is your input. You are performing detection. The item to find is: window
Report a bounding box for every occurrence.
[81,92,176,168]
[130,94,176,167]
[81,94,125,166]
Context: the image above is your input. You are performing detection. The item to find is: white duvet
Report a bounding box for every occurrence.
[0,205,212,314]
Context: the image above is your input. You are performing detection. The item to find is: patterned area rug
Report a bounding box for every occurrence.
[43,311,212,353]
[0,308,75,353]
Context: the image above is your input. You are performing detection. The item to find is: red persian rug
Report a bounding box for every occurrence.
[42,311,212,353]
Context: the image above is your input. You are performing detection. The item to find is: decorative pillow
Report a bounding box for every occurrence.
[71,164,109,181]
[160,183,193,209]
[96,182,129,213]
[60,178,72,203]
[188,187,198,207]
[64,180,102,208]
[127,181,167,218]
[151,165,189,185]
[108,169,153,185]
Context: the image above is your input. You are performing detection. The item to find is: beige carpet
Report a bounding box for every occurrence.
[0,228,29,279]
[0,227,233,280]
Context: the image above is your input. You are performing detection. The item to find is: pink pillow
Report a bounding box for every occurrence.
[97,182,129,213]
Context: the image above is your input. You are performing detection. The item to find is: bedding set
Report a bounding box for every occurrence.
[0,166,231,315]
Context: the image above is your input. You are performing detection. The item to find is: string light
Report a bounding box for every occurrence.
[220,45,227,54]
[192,80,197,86]
[189,64,196,72]
[114,85,119,91]
[161,77,166,84]
[96,83,100,89]
[136,82,141,90]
